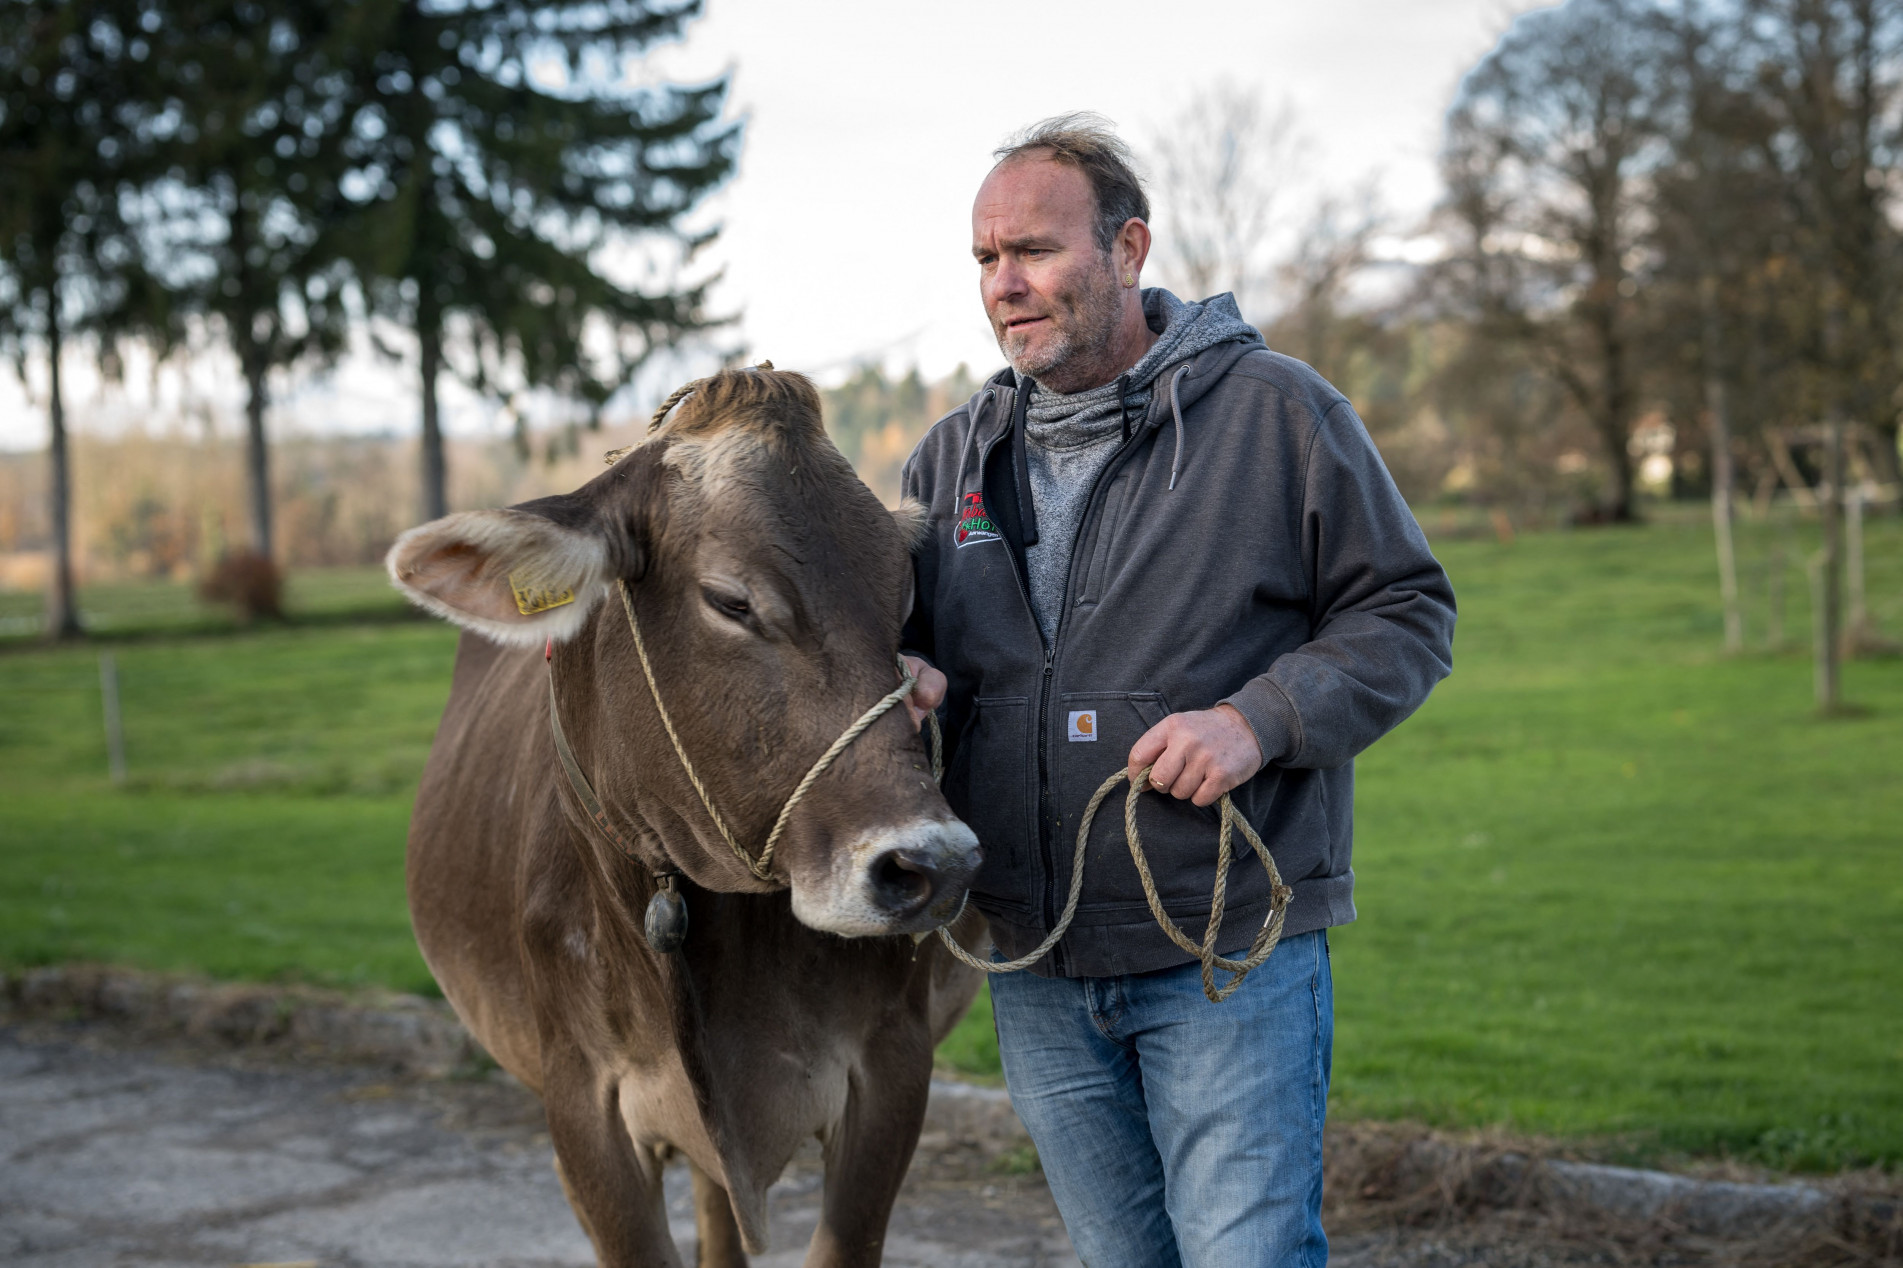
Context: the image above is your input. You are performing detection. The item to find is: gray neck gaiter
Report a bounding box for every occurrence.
[1019,289,1256,642]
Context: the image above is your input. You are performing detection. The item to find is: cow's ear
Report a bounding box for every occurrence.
[387,495,625,647]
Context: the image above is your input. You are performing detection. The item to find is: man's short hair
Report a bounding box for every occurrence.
[993,113,1150,256]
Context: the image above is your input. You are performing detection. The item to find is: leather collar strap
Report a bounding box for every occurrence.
[546,665,648,865]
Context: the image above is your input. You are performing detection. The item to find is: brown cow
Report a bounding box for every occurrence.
[387,368,984,1267]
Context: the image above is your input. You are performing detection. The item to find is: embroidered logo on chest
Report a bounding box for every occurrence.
[1068,710,1097,742]
[954,491,1002,548]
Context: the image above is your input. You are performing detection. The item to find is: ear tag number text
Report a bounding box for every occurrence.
[510,573,576,616]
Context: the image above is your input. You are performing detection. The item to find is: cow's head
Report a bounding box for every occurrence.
[387,368,978,937]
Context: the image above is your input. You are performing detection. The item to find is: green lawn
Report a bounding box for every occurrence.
[1341,512,1902,1172]
[2,514,1898,1170]
[0,564,409,641]
[1,620,455,993]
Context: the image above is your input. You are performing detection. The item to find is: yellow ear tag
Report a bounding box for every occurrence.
[509,572,576,616]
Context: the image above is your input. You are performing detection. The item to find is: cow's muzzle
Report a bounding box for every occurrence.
[791,819,982,937]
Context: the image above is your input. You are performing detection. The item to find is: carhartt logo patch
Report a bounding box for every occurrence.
[1068,710,1097,742]
[954,491,1002,548]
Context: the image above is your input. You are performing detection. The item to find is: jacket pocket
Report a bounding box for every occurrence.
[943,695,1033,892]
[1054,690,1231,915]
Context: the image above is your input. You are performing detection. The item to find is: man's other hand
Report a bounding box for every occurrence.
[1128,705,1263,808]
[901,655,947,730]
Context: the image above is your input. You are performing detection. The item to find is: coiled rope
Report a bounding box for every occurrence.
[920,711,1292,1004]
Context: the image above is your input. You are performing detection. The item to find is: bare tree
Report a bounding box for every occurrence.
[1650,1,1776,650]
[1147,85,1306,316]
[1743,0,1903,709]
[1442,0,1672,523]
[1273,180,1384,379]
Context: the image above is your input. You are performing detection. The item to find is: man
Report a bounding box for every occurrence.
[900,114,1456,1267]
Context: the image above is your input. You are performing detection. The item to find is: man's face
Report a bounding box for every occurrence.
[972,156,1122,388]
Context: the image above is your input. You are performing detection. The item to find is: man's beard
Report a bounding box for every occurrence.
[996,259,1124,391]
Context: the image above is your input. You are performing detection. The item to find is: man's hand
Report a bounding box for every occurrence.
[901,654,947,730]
[1127,704,1263,808]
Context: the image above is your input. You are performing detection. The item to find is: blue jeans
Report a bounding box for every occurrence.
[990,930,1333,1268]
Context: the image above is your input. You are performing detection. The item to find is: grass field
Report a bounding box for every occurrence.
[2,511,1898,1170]
[0,564,409,641]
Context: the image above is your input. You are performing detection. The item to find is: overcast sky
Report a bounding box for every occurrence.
[0,0,1549,451]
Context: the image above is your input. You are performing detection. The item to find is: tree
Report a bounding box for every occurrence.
[1443,0,1673,522]
[1647,1,1785,649]
[139,0,398,564]
[1147,85,1305,318]
[1745,0,1903,470]
[1268,182,1384,381]
[823,363,977,505]
[1741,0,1903,708]
[0,0,167,637]
[345,0,737,523]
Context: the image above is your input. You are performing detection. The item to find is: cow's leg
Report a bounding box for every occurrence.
[687,1158,748,1268]
[543,1060,683,1268]
[804,1054,930,1267]
[552,1154,601,1249]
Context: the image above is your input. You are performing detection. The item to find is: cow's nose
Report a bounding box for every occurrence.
[873,848,937,906]
[864,824,980,925]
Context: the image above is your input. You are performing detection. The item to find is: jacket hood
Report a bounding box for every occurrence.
[979,292,1263,415]
[969,292,1266,495]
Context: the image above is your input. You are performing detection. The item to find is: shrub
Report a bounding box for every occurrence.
[197,552,284,622]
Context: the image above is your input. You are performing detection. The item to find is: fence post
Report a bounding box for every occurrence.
[1845,485,1867,646]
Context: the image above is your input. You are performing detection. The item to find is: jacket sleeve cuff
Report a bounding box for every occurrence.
[1218,677,1302,769]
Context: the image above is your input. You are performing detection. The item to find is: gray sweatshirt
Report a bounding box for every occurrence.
[1022,289,1259,641]
[902,314,1456,978]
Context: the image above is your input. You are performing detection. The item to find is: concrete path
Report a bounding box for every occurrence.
[9,1022,1820,1268]
[0,1029,1079,1268]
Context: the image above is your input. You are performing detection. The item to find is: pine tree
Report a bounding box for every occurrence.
[344,0,738,522]
[0,0,167,638]
[140,0,398,563]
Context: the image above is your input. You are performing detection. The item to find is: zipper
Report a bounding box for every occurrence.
[1035,648,1057,964]
[984,428,1060,949]
[974,410,1059,950]
[1026,417,1151,976]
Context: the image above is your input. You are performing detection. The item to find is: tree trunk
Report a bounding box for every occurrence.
[45,283,81,640]
[1845,484,1868,643]
[1870,421,1902,495]
[242,351,274,562]
[1595,402,1636,523]
[419,319,447,523]
[1593,279,1636,523]
[1816,413,1845,712]
[1814,294,1849,712]
[1700,276,1742,652]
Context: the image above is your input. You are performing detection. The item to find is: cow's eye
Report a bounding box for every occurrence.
[703,586,751,622]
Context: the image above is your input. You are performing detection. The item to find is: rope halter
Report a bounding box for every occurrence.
[613,579,919,884]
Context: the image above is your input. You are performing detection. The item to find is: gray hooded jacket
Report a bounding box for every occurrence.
[901,305,1456,978]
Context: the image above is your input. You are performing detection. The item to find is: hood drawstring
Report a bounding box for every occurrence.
[1167,365,1190,491]
[954,387,992,503]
